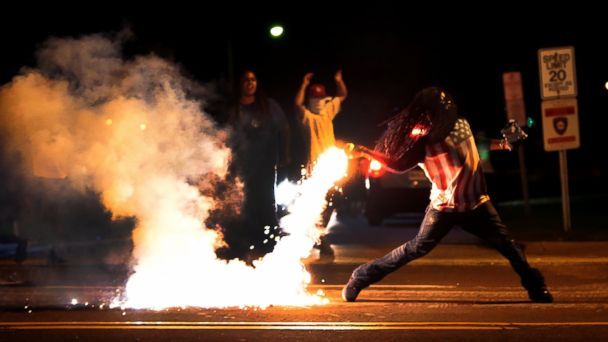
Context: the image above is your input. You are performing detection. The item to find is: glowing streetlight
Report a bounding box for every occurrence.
[270,25,284,38]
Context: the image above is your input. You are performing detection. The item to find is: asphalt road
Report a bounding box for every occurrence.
[1,243,607,341]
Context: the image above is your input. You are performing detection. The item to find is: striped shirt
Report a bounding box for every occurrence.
[419,118,490,212]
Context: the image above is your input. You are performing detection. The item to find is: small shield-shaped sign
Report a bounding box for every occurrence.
[553,117,568,135]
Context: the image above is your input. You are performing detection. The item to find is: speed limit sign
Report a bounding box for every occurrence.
[538,46,577,99]
[537,46,579,233]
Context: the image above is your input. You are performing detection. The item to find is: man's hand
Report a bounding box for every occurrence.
[337,141,366,159]
[303,72,314,86]
[334,69,347,100]
[343,142,356,156]
[501,119,528,148]
[296,73,314,109]
[491,138,513,151]
[341,143,376,160]
[500,139,513,151]
[334,69,343,83]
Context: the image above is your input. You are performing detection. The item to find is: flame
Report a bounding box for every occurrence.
[117,147,348,309]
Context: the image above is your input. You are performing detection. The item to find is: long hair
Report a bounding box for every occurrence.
[229,69,271,125]
[375,87,457,161]
[374,104,429,161]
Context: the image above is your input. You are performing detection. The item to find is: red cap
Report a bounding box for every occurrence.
[308,84,327,98]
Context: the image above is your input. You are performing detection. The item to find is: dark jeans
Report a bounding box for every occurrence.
[320,187,342,228]
[352,201,536,285]
[314,188,344,254]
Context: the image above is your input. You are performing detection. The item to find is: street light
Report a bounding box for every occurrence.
[270,25,284,38]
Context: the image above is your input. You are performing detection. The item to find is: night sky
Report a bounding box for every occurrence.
[2,4,607,196]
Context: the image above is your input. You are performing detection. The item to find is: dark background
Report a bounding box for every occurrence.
[1,3,607,202]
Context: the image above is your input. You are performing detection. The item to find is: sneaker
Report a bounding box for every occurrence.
[522,268,554,303]
[341,277,367,302]
[527,286,554,303]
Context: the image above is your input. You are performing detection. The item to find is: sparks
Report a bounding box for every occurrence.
[118,147,348,309]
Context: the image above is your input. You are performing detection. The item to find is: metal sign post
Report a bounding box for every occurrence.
[559,150,571,232]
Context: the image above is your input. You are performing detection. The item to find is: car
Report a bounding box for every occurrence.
[363,158,431,226]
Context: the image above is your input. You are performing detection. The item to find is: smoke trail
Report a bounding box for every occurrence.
[0,32,346,309]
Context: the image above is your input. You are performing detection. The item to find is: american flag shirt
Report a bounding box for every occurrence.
[419,118,490,212]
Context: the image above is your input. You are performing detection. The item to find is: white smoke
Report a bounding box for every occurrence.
[0,32,345,309]
[0,32,229,298]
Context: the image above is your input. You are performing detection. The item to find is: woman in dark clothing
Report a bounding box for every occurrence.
[221,70,289,262]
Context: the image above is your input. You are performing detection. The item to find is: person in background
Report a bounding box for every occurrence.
[295,70,348,260]
[223,69,290,262]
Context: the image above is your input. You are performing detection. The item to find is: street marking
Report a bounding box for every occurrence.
[24,284,458,290]
[1,321,608,331]
[333,257,608,265]
[311,285,458,289]
[32,286,123,290]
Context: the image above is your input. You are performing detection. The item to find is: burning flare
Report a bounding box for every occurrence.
[122,147,347,309]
